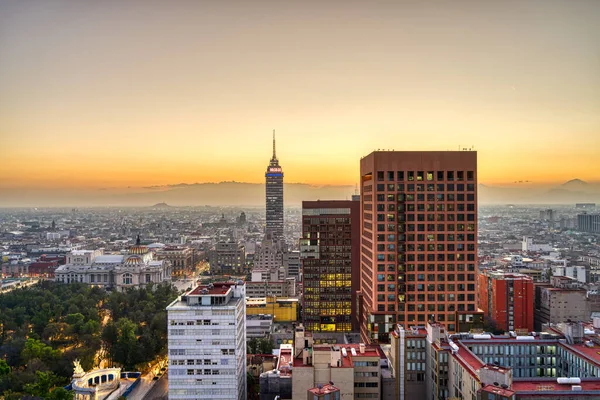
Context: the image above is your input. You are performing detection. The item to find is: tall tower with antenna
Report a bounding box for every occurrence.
[265,130,284,241]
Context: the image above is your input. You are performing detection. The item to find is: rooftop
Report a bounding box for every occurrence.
[560,341,600,368]
[480,384,515,397]
[512,379,600,392]
[188,281,240,296]
[454,341,485,376]
[307,383,339,395]
[277,345,293,377]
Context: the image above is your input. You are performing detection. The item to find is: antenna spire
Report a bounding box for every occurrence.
[272,129,276,159]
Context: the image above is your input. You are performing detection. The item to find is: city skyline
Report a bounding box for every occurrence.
[1,0,600,193]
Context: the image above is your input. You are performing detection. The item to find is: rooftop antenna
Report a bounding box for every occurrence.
[272,129,276,160]
[355,184,359,195]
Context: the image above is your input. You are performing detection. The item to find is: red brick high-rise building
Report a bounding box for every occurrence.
[478,270,534,332]
[301,200,360,332]
[359,151,478,343]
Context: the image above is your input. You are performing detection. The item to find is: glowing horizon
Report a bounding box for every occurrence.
[1,1,599,192]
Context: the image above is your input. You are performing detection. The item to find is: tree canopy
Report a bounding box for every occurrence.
[0,281,179,398]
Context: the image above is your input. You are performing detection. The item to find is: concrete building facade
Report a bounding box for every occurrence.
[208,241,245,274]
[154,246,194,278]
[535,283,590,330]
[167,282,247,400]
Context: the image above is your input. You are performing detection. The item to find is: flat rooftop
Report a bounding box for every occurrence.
[188,282,239,296]
[294,344,382,369]
[512,379,600,392]
[481,384,515,397]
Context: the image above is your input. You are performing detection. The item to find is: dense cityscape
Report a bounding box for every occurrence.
[2,1,600,400]
[1,141,599,400]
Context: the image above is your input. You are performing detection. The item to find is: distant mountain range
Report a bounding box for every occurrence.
[0,182,357,207]
[0,179,598,207]
[479,179,600,204]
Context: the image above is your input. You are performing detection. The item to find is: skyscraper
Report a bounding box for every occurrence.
[265,130,284,241]
[359,151,478,343]
[300,199,360,332]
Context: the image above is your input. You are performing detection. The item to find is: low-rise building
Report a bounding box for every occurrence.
[208,241,245,274]
[291,325,384,400]
[246,279,296,298]
[247,314,273,338]
[246,296,298,322]
[535,278,590,330]
[413,321,600,400]
[154,246,194,278]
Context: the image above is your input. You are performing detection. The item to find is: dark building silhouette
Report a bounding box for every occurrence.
[265,130,284,241]
[301,199,360,332]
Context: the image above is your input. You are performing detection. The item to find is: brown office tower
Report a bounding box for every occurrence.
[301,200,360,332]
[359,151,478,343]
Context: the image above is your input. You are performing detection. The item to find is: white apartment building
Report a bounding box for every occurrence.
[167,281,247,400]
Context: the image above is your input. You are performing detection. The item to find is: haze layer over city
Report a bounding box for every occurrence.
[1,1,599,400]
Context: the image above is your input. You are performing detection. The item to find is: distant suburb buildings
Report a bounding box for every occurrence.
[578,213,600,234]
[359,151,478,342]
[265,131,284,242]
[301,200,360,332]
[167,282,247,400]
[54,242,171,291]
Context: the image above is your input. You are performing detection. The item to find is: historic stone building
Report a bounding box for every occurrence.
[55,238,171,291]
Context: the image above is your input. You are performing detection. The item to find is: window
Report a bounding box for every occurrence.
[123,273,133,285]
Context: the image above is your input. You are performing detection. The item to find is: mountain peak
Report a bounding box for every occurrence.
[562,179,588,186]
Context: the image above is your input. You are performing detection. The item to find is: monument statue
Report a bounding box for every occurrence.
[73,359,85,375]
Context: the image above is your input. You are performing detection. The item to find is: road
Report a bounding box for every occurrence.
[143,373,168,400]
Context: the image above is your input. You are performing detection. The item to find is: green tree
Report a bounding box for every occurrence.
[21,338,59,363]
[113,318,142,369]
[247,338,258,354]
[23,370,62,397]
[48,387,74,400]
[258,338,273,355]
[0,359,10,375]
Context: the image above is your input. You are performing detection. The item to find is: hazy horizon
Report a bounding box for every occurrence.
[1,178,600,208]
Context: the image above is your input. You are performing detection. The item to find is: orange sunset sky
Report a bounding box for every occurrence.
[1,0,599,191]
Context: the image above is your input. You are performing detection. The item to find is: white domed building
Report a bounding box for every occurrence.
[55,237,172,292]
